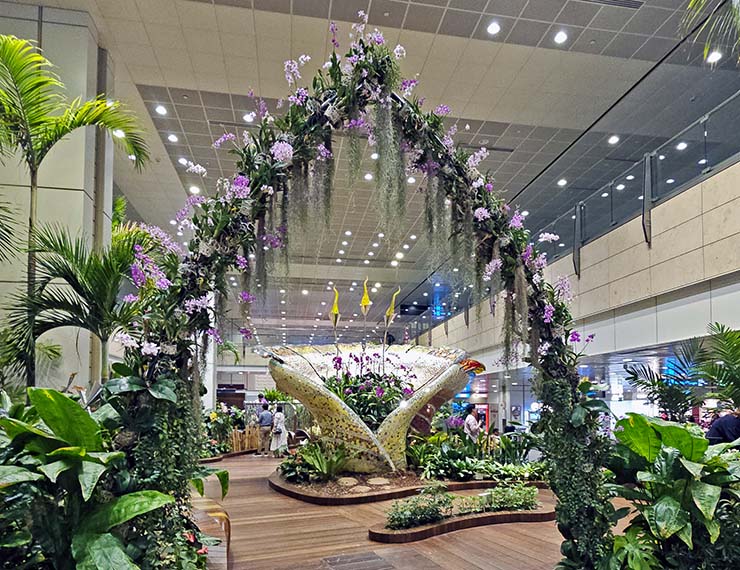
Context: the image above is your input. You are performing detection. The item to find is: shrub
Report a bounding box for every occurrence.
[385,487,454,530]
[279,440,350,482]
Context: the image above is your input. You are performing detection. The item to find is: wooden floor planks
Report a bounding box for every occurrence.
[203,455,563,570]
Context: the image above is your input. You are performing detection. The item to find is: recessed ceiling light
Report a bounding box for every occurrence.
[638,195,644,200]
[607,135,619,145]
[338,249,345,254]
[616,184,625,190]
[675,141,688,151]
[169,219,176,225]
[626,174,635,181]
[189,185,200,194]
[345,230,352,236]
[364,172,373,181]
[707,50,722,64]
[601,192,609,198]
[390,260,399,267]
[328,281,333,285]
[372,242,379,248]
[168,134,179,143]
[435,282,440,287]
[178,157,188,165]
[571,215,576,220]
[402,244,409,249]
[371,152,379,160]
[395,252,404,259]
[301,289,309,295]
[554,30,568,44]
[698,158,708,165]
[341,240,348,246]
[371,287,378,293]
[557,178,567,187]
[413,301,418,305]
[336,258,342,263]
[317,311,322,316]
[182,241,188,247]
[521,210,529,217]
[453,267,459,272]
[243,112,255,122]
[128,154,136,161]
[364,259,370,264]
[321,301,327,306]
[378,232,384,238]
[374,282,381,288]
[368,252,374,256]
[407,176,416,184]
[279,289,286,294]
[155,105,167,115]
[410,234,416,240]
[352,282,357,286]
[559,243,565,247]
[423,292,428,296]
[486,20,501,35]
[666,178,675,184]
[658,154,665,160]
[112,129,125,139]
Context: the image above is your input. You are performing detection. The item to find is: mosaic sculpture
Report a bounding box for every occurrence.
[267,344,471,472]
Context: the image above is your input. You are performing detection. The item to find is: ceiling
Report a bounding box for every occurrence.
[9,0,738,348]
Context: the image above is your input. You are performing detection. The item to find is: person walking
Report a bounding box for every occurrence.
[270,405,288,457]
[463,404,482,442]
[256,403,273,456]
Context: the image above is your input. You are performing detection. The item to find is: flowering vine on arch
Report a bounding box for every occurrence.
[123,12,616,569]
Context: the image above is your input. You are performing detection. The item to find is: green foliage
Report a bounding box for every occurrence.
[299,441,350,481]
[190,465,229,500]
[278,452,314,484]
[624,338,703,421]
[457,483,539,515]
[698,323,740,408]
[0,388,173,568]
[263,388,290,402]
[385,487,454,530]
[605,413,740,568]
[491,432,540,465]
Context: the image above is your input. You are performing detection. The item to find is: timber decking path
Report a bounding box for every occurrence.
[201,455,563,570]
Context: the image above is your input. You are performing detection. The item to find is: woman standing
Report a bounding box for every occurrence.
[270,405,288,457]
[463,404,482,443]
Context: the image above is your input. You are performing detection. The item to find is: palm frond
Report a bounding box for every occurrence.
[112,196,128,228]
[37,96,149,169]
[0,201,16,261]
[0,35,62,166]
[684,0,740,60]
[698,322,740,407]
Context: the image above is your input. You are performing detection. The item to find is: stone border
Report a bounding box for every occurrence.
[268,471,548,506]
[367,497,556,543]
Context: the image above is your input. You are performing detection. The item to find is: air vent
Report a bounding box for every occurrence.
[581,0,643,9]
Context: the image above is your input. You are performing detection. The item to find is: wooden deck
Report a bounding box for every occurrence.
[201,455,563,570]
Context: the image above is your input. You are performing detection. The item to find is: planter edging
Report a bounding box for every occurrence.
[268,471,548,506]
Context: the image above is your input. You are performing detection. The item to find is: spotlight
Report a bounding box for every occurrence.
[607,135,619,145]
[486,20,501,35]
[554,30,568,44]
[155,105,167,115]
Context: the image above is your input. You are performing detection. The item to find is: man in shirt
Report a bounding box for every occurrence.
[256,404,273,456]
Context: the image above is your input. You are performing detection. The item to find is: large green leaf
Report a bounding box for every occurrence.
[679,457,704,479]
[87,451,125,465]
[0,465,43,488]
[48,446,86,458]
[0,416,59,443]
[215,468,230,499]
[91,403,121,429]
[615,414,661,462]
[690,479,721,520]
[80,490,174,534]
[104,376,146,395]
[28,388,102,450]
[650,418,708,462]
[644,495,689,539]
[39,459,75,483]
[73,532,139,570]
[78,460,107,502]
[148,379,177,403]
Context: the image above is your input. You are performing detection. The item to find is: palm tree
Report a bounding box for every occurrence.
[624,337,704,421]
[0,35,149,387]
[6,223,146,387]
[697,322,740,408]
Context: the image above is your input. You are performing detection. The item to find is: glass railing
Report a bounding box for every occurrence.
[535,88,740,264]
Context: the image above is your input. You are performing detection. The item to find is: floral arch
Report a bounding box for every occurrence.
[125,13,614,569]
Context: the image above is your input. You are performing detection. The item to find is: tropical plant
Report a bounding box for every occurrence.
[0,35,149,387]
[262,388,289,402]
[0,202,15,262]
[6,224,147,388]
[0,329,61,400]
[491,432,540,465]
[697,323,740,408]
[604,413,740,569]
[299,441,350,481]
[216,339,240,364]
[624,338,704,421]
[0,387,174,568]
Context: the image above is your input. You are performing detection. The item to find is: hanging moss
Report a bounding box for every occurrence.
[347,129,362,188]
[375,101,405,238]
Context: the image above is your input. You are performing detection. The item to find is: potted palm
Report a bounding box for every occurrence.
[0,35,149,387]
